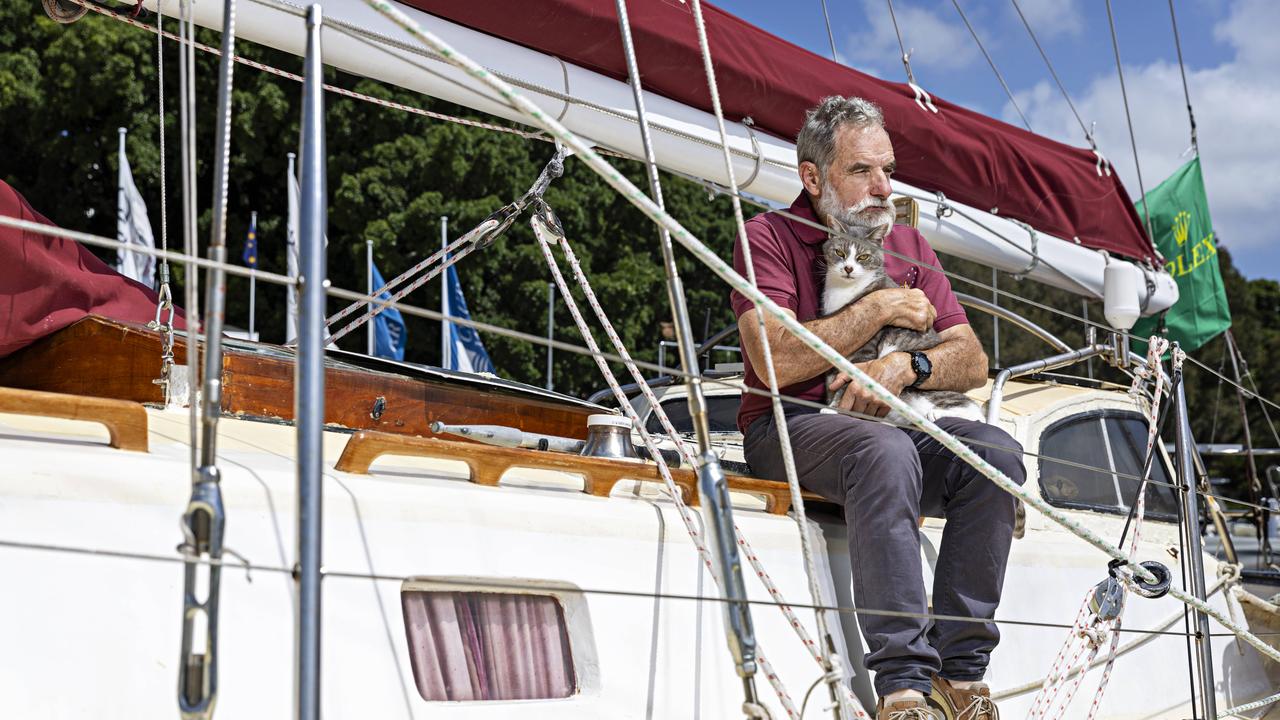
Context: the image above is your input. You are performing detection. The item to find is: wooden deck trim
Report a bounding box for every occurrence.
[335,430,826,515]
[0,386,149,452]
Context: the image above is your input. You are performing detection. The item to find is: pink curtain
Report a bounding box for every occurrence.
[402,591,576,701]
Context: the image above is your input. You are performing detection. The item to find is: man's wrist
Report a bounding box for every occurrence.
[887,351,914,389]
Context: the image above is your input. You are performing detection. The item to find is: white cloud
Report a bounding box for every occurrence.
[1009,0,1280,278]
[1009,0,1083,39]
[845,0,979,76]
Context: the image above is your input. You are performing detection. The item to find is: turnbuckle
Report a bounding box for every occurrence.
[697,451,759,679]
[177,468,226,720]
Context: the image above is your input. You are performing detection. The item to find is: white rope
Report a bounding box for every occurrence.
[323,224,490,345]
[358,0,1280,673]
[528,214,801,718]
[1219,690,1280,718]
[535,208,879,716]
[686,0,861,716]
[1030,336,1169,719]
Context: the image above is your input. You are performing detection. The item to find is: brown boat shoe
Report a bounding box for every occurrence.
[927,676,999,720]
[876,696,943,720]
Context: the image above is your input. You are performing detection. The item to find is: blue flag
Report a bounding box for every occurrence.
[370,262,407,361]
[242,213,258,267]
[442,260,495,373]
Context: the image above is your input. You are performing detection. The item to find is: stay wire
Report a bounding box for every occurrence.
[6,210,1276,515]
[883,0,914,84]
[1009,0,1088,139]
[1104,0,1157,244]
[817,0,839,63]
[0,537,1235,639]
[951,0,1031,131]
[1166,0,1198,154]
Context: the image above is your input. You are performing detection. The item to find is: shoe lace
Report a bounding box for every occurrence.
[886,709,937,720]
[957,695,998,720]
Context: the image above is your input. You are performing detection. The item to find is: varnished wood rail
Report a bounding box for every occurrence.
[335,430,826,515]
[0,386,149,452]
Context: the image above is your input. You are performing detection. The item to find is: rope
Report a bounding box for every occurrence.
[527,212,801,718]
[1166,0,1198,154]
[148,0,177,406]
[323,224,488,345]
[1218,690,1280,718]
[1104,0,1157,244]
[1029,336,1169,719]
[951,0,1031,131]
[686,0,860,716]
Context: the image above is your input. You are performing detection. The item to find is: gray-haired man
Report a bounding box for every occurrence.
[730,96,1026,719]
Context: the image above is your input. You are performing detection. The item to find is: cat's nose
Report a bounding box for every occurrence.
[842,265,853,275]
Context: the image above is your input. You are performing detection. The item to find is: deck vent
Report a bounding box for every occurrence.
[401,590,576,701]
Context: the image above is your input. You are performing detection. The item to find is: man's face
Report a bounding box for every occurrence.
[802,124,896,230]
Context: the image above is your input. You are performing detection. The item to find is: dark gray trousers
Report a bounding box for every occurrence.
[743,410,1026,696]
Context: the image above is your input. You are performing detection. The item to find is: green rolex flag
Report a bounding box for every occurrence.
[1131,157,1231,352]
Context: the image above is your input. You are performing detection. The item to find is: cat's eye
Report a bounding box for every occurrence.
[834,250,846,260]
[856,253,871,263]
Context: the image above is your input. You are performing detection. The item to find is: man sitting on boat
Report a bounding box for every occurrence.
[731,96,1025,719]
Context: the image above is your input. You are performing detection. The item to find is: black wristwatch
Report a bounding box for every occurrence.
[908,351,932,388]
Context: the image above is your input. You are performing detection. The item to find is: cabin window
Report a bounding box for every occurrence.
[401,591,576,701]
[646,395,740,435]
[1038,411,1179,520]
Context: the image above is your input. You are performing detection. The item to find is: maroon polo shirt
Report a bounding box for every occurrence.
[730,193,969,433]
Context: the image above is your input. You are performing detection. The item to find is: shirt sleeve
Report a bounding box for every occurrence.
[909,229,969,332]
[730,215,799,319]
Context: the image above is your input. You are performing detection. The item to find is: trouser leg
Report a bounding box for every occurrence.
[910,417,1026,681]
[745,412,938,696]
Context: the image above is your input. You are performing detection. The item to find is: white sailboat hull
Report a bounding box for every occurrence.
[1,395,1274,717]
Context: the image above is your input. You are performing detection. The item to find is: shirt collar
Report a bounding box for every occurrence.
[786,192,829,246]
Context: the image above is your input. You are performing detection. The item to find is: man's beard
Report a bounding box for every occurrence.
[816,186,895,231]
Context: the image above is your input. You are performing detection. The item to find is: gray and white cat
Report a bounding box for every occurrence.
[819,219,984,425]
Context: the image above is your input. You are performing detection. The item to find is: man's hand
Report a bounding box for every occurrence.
[866,287,936,332]
[829,352,914,418]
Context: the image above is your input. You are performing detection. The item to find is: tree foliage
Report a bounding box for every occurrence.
[1,1,1275,496]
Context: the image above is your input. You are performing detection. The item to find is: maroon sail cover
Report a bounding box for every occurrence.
[0,179,184,357]
[405,0,1156,263]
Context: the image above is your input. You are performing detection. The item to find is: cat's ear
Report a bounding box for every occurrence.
[824,214,847,235]
[869,222,891,245]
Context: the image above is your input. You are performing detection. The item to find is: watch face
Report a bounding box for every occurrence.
[912,351,932,384]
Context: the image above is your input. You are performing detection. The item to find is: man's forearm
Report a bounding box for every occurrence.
[901,332,987,392]
[740,299,889,388]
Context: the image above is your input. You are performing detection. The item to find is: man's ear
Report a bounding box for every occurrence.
[799,161,822,197]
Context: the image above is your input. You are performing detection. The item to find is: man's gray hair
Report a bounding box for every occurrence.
[795,96,885,176]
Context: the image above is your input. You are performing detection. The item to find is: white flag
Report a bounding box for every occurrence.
[286,155,301,344]
[116,128,156,287]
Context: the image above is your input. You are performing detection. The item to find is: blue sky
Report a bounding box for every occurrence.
[716,0,1280,282]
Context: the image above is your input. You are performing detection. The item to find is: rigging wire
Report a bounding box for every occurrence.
[882,0,914,84]
[0,536,1250,639]
[1166,0,1198,154]
[817,0,839,63]
[950,0,1031,131]
[6,211,1278,516]
[1008,0,1088,140]
[1104,0,1157,244]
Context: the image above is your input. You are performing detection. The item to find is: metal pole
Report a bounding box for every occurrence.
[249,211,257,340]
[366,239,374,356]
[440,216,449,369]
[546,282,555,391]
[612,0,762,712]
[991,266,1000,368]
[1083,300,1094,379]
[295,7,326,720]
[1224,331,1261,503]
[1172,345,1218,720]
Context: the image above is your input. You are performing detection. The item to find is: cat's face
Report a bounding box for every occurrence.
[821,220,888,281]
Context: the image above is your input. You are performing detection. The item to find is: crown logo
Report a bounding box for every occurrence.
[1172,210,1191,246]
